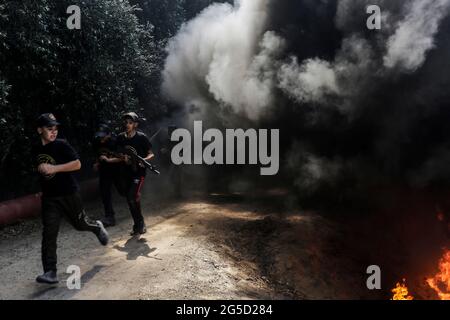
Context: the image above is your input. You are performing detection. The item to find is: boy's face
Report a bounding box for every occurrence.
[37,125,58,143]
[124,119,138,133]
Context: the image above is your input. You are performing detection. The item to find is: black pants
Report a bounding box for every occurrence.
[99,168,124,218]
[41,193,101,272]
[126,176,146,231]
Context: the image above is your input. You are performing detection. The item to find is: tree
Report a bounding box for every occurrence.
[0,0,230,199]
[0,0,157,199]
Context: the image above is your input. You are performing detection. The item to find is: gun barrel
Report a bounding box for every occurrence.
[135,155,160,175]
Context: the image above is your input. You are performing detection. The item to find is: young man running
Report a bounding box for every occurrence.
[34,113,109,284]
[115,112,154,236]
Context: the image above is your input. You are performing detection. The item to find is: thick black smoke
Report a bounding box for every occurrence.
[162,0,450,201]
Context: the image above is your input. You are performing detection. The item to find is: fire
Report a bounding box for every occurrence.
[391,279,414,300]
[426,249,450,300]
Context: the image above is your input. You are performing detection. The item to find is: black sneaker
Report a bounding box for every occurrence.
[95,220,109,245]
[101,217,116,228]
[36,270,59,284]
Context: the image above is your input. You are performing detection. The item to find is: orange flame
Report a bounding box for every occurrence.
[426,249,450,300]
[391,279,414,300]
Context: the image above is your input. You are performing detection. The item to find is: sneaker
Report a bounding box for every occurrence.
[95,220,109,246]
[130,226,147,236]
[36,270,59,284]
[101,216,116,228]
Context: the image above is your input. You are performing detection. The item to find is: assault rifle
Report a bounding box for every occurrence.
[104,146,160,175]
[124,147,160,175]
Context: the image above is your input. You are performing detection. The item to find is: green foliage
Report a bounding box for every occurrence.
[129,0,186,40]
[0,0,225,200]
[0,76,17,167]
[0,0,157,199]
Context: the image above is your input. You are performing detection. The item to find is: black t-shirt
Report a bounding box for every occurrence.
[117,131,152,177]
[33,139,80,197]
[94,135,119,172]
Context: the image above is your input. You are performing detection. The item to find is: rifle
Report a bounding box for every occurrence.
[96,128,162,175]
[103,146,160,175]
[121,146,160,175]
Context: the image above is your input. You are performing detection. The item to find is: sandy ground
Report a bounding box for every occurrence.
[0,198,273,299]
[0,188,345,300]
[1,184,447,300]
[0,188,289,300]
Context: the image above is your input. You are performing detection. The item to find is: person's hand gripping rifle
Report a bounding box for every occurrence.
[117,146,160,175]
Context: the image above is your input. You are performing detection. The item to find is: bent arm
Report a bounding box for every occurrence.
[106,157,124,164]
[143,151,154,162]
[54,160,81,173]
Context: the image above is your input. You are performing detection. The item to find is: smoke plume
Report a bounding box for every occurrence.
[162,0,450,198]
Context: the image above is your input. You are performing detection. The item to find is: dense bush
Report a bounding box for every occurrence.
[0,0,155,199]
[0,0,225,200]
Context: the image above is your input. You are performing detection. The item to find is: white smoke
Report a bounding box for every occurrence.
[163,0,450,119]
[162,0,450,192]
[277,0,450,110]
[162,0,281,120]
[278,35,376,113]
[278,58,338,105]
[384,0,450,72]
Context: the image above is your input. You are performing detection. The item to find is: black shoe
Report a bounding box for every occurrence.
[101,217,116,228]
[95,220,109,246]
[36,270,59,284]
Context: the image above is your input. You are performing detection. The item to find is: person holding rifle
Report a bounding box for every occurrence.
[113,112,154,236]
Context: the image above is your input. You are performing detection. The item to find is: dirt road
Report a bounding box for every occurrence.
[2,187,434,300]
[0,189,290,299]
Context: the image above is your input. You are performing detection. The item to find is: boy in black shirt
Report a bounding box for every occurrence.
[34,113,109,284]
[93,124,123,227]
[114,112,154,235]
